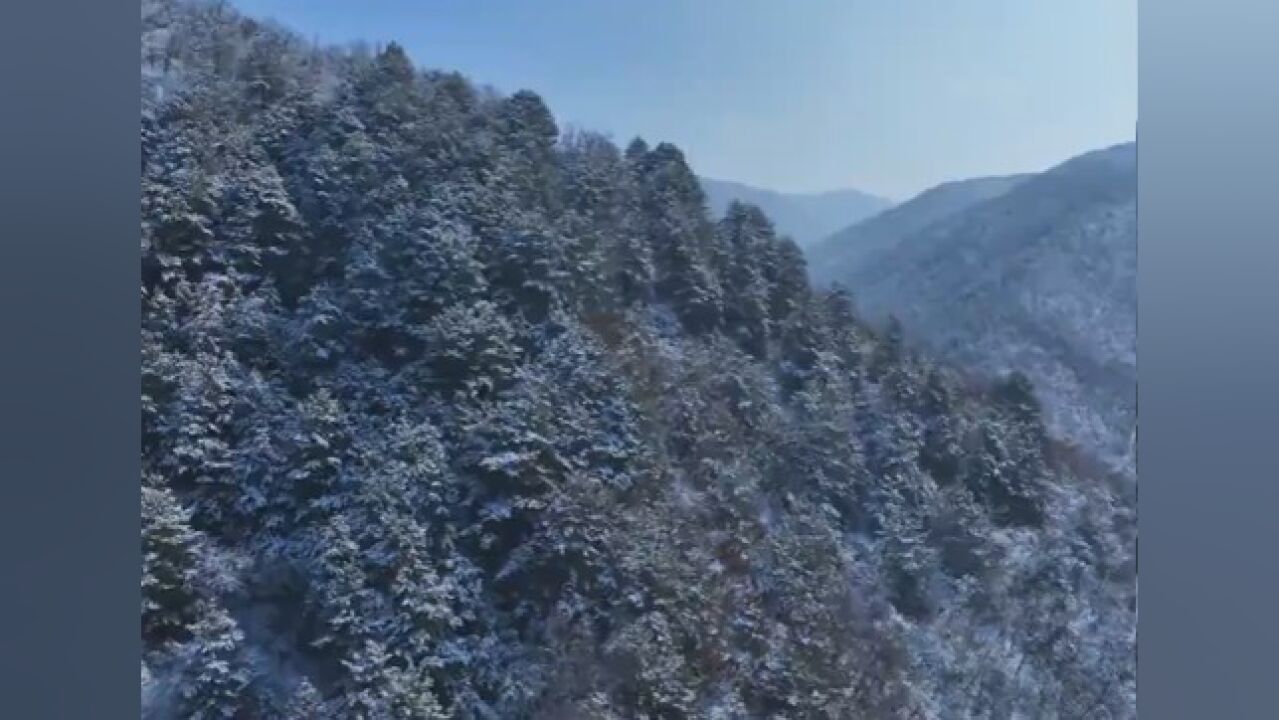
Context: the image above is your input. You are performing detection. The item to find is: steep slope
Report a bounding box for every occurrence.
[806,174,1028,285]
[699,176,892,248]
[833,143,1137,476]
[140,2,1135,718]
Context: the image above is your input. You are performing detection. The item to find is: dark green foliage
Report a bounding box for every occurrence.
[140,3,1135,718]
[716,202,775,357]
[632,142,725,334]
[142,486,204,645]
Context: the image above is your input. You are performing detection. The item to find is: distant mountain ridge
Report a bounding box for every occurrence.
[699,176,893,248]
[806,174,1030,283]
[808,143,1137,476]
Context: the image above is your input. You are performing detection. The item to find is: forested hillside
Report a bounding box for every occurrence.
[805,175,1028,285]
[810,145,1137,477]
[141,2,1136,718]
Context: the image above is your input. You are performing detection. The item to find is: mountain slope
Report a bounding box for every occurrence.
[699,176,892,248]
[807,174,1029,285]
[140,2,1135,718]
[823,143,1137,476]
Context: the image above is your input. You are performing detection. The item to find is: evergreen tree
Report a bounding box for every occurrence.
[176,605,253,720]
[142,486,203,646]
[635,143,723,333]
[716,202,773,357]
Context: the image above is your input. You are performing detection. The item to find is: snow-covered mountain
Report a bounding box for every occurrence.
[699,177,892,248]
[140,3,1134,716]
[811,143,1137,476]
[806,174,1029,283]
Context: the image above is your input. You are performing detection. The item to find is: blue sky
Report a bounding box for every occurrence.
[235,0,1136,200]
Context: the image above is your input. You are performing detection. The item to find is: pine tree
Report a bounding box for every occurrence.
[418,300,519,400]
[716,202,773,357]
[281,679,326,719]
[142,486,203,646]
[635,144,722,333]
[342,640,448,719]
[176,605,253,720]
[492,90,561,214]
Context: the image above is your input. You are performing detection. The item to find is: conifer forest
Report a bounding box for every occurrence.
[141,2,1137,717]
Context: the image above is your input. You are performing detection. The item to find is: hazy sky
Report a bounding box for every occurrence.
[235,0,1136,200]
